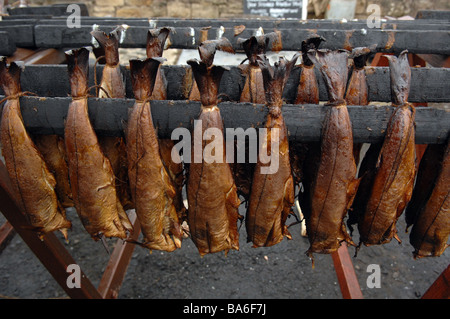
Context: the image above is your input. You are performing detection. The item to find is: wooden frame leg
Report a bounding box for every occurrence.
[331,243,364,299]
[0,221,15,253]
[421,264,450,299]
[98,211,141,299]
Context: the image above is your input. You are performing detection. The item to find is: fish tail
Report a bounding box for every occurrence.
[129,57,166,100]
[147,27,172,58]
[0,57,22,96]
[65,47,90,97]
[384,50,411,106]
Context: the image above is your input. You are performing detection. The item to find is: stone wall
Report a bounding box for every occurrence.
[29,0,450,19]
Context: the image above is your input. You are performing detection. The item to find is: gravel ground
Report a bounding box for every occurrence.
[0,201,448,300]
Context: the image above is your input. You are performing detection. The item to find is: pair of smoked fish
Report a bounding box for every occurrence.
[89,26,183,250]
[186,35,298,254]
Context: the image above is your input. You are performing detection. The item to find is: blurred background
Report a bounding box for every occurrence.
[22,0,450,20]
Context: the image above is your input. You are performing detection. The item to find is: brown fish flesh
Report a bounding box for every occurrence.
[245,53,299,247]
[292,35,325,224]
[91,26,133,211]
[0,58,71,239]
[304,49,360,257]
[345,47,376,231]
[235,33,277,202]
[64,48,131,240]
[357,50,416,246]
[294,34,325,105]
[147,27,171,101]
[409,139,449,258]
[186,56,241,256]
[34,134,73,208]
[147,27,185,218]
[405,143,446,230]
[127,57,182,252]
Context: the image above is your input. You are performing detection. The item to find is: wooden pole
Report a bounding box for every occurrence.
[421,264,450,299]
[331,242,364,299]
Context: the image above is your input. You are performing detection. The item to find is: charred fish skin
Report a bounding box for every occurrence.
[186,57,241,256]
[305,49,360,256]
[245,54,299,248]
[0,58,71,239]
[409,139,449,258]
[127,57,182,252]
[91,26,133,213]
[64,48,130,240]
[357,50,416,247]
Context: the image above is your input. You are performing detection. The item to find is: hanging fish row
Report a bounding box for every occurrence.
[0,26,448,262]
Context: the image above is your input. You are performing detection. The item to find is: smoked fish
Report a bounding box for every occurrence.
[304,49,360,257]
[405,143,446,230]
[0,58,71,239]
[357,50,416,246]
[292,35,325,222]
[91,26,133,211]
[234,32,280,202]
[127,57,183,252]
[64,48,131,240]
[405,139,450,258]
[146,27,185,217]
[245,53,299,247]
[34,134,73,208]
[186,41,242,256]
[294,34,325,105]
[409,139,449,258]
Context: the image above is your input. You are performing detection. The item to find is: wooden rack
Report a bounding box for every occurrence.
[0,5,449,299]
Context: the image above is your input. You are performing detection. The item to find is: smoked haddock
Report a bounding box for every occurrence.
[146,27,185,217]
[408,139,449,258]
[64,48,132,240]
[356,50,416,247]
[0,58,71,239]
[186,39,242,256]
[304,49,360,258]
[126,57,183,252]
[91,25,133,211]
[233,32,280,202]
[245,53,299,247]
[34,134,73,209]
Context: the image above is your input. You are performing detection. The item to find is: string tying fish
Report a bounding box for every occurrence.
[0,91,39,105]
